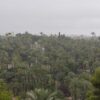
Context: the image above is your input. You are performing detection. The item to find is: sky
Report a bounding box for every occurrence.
[0,0,100,35]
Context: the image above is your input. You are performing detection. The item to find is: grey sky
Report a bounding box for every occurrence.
[0,0,100,35]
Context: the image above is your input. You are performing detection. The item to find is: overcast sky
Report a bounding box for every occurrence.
[0,0,100,35]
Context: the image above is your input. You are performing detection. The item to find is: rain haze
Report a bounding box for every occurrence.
[0,0,100,35]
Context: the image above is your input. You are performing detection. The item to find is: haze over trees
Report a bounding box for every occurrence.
[0,32,100,100]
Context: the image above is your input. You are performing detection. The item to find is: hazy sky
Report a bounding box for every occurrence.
[0,0,100,35]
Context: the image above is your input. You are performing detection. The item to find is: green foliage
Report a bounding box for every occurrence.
[68,72,92,100]
[26,88,64,100]
[0,80,12,100]
[87,67,100,100]
[0,32,100,99]
[0,91,12,100]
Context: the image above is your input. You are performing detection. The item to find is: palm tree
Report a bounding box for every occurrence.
[26,88,61,100]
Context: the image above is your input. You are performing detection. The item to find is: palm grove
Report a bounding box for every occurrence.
[0,32,100,100]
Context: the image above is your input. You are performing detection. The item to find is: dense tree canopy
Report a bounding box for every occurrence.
[0,32,100,99]
[87,67,100,100]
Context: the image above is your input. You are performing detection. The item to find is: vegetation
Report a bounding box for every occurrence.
[26,88,63,100]
[0,32,99,99]
[0,79,12,100]
[87,67,100,100]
